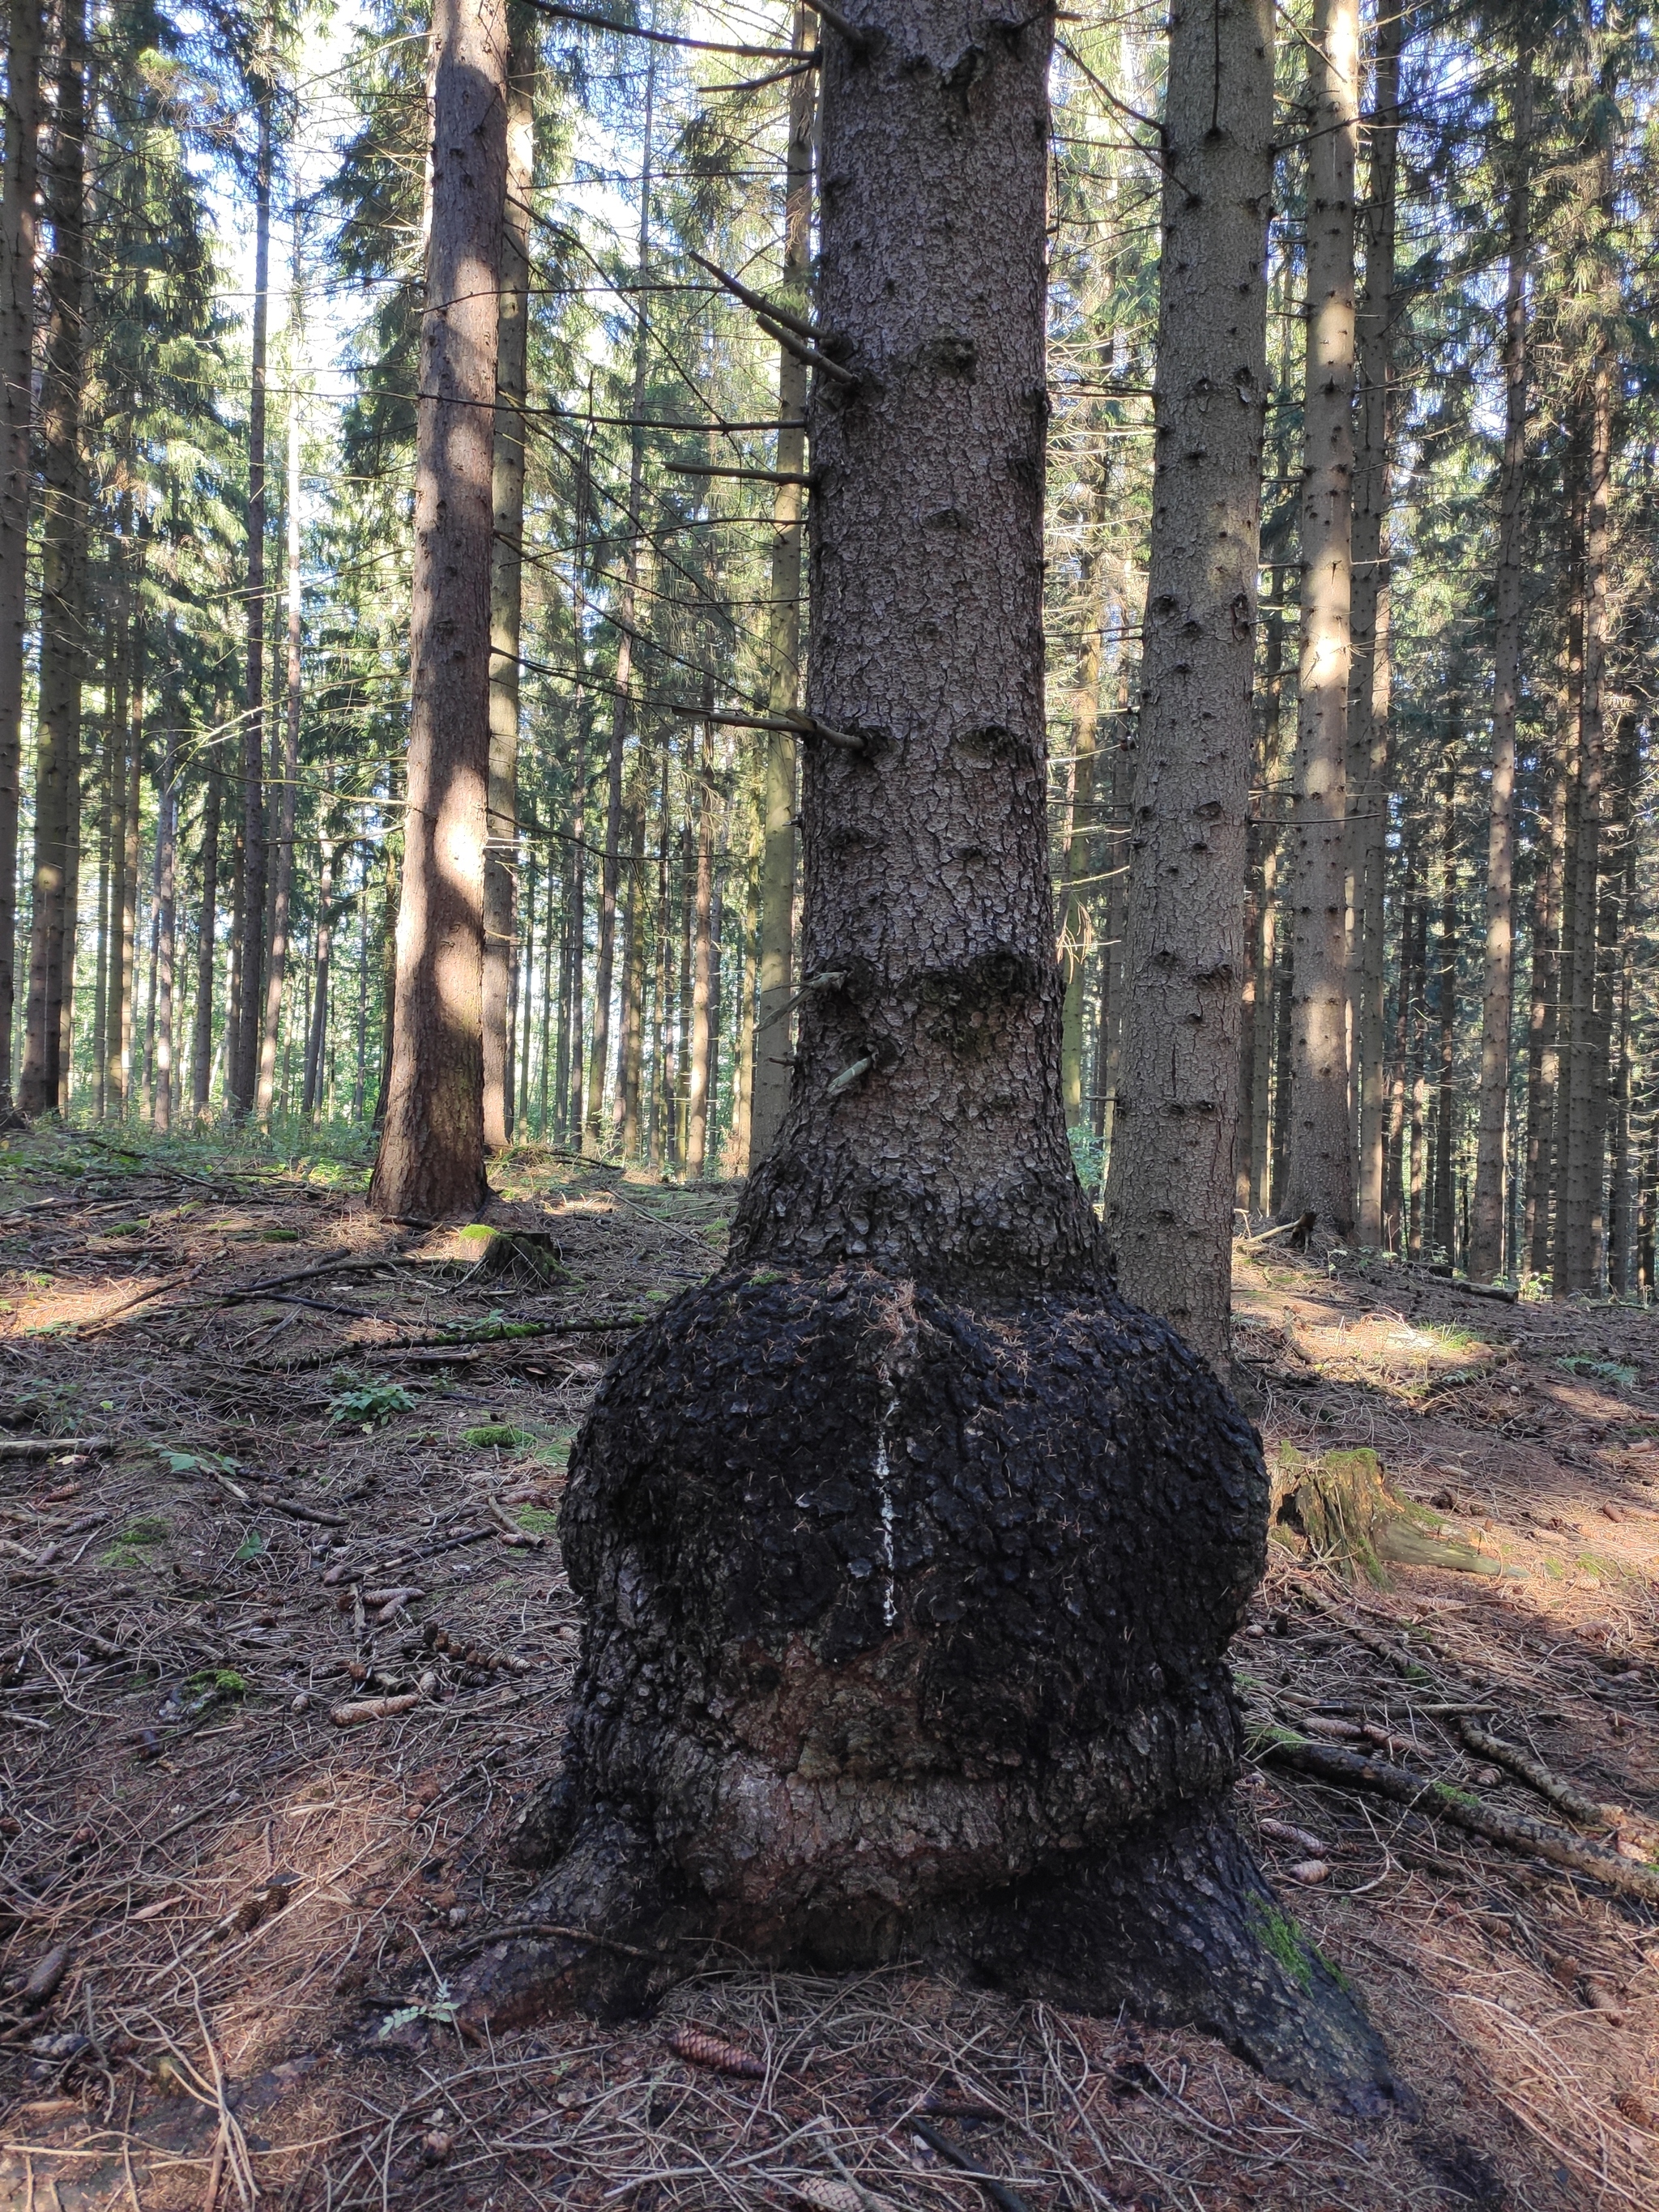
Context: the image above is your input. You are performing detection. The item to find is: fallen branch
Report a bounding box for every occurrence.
[1260,1733,1659,1903]
[906,2117,1034,2212]
[273,1497,348,1528]
[1235,1210,1316,1253]
[1456,1718,1625,1832]
[70,1256,216,1336]
[256,1311,651,1372]
[0,1436,111,1459]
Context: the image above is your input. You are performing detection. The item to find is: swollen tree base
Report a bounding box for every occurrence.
[448,1268,1403,2110]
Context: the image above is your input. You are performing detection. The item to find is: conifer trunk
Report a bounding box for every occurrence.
[153,727,177,1130]
[617,798,646,1157]
[686,718,716,1177]
[1102,0,1277,1362]
[1283,0,1359,1234]
[484,2,534,1152]
[749,2,814,1167]
[1432,743,1459,1259]
[369,0,509,1220]
[303,823,335,1116]
[257,272,305,1123]
[0,0,43,1109]
[18,0,89,1119]
[192,739,222,1116]
[1348,0,1402,1247]
[1469,53,1533,1279]
[232,87,272,1117]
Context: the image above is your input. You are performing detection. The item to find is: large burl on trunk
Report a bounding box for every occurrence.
[461,0,1401,2108]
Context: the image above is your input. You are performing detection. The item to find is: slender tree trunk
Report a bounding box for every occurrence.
[1406,870,1428,1259]
[369,0,509,1219]
[649,777,672,1168]
[91,684,112,1119]
[565,774,586,1144]
[1102,0,1276,1363]
[192,731,222,1116]
[104,594,130,1115]
[1383,825,1419,1249]
[232,85,272,1116]
[618,799,646,1157]
[258,258,305,1124]
[0,0,43,1109]
[1250,589,1286,1214]
[516,843,535,1135]
[120,663,140,1110]
[153,724,177,1131]
[1349,0,1402,1247]
[1559,357,1611,1294]
[1469,53,1533,1278]
[1432,744,1458,1259]
[303,822,335,1116]
[748,2,814,1168]
[18,0,88,1119]
[1524,722,1567,1273]
[1284,0,1360,1234]
[673,823,692,1164]
[484,2,535,1151]
[686,714,717,1177]
[584,58,654,1154]
[1608,782,1636,1298]
[1060,543,1105,1129]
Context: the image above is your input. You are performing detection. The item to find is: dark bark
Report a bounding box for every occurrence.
[369,0,510,1219]
[463,1,1401,2111]
[1432,742,1458,1260]
[191,737,222,1117]
[231,85,272,1118]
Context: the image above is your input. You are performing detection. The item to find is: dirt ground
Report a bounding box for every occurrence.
[0,1123,1656,2210]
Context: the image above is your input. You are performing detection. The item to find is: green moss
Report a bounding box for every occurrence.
[464,1422,535,1450]
[516,1507,560,1535]
[1433,1781,1482,1810]
[186,1668,248,1700]
[1311,1941,1351,1994]
[1251,1900,1314,1992]
[258,1227,301,1243]
[457,1223,497,1242]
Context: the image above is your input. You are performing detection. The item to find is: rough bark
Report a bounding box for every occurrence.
[1468,53,1532,1280]
[302,820,334,1117]
[1283,0,1359,1235]
[617,797,646,1157]
[484,1,534,1152]
[1348,1,1401,1249]
[368,0,509,1220]
[231,86,272,1118]
[1523,722,1567,1275]
[1102,0,1276,1365]
[153,729,177,1130]
[1432,740,1458,1259]
[191,738,221,1117]
[457,2,1399,2112]
[0,0,43,1109]
[1250,586,1286,1215]
[257,271,305,1124]
[685,717,716,1176]
[18,0,88,1119]
[1060,535,1105,1128]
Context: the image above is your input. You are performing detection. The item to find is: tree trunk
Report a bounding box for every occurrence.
[257,259,305,1124]
[1059,542,1106,1132]
[484,2,535,1152]
[368,0,509,1220]
[1558,358,1611,1294]
[1382,825,1419,1250]
[1250,587,1286,1216]
[1468,53,1532,1279]
[232,84,272,1118]
[0,0,43,1110]
[461,1,1397,2113]
[153,726,177,1131]
[192,732,222,1116]
[17,0,88,1119]
[1348,0,1402,1248]
[1283,0,1359,1235]
[1102,0,1276,1364]
[1432,744,1459,1262]
[617,797,646,1157]
[517,842,536,1135]
[584,62,654,1155]
[686,714,716,1177]
[1523,718,1567,1275]
[303,820,335,1117]
[1607,780,1636,1298]
[749,2,815,1168]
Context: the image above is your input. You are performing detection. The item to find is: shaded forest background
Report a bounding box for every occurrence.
[1,0,1654,1296]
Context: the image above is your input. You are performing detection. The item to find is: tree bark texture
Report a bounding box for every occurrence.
[18,0,88,1119]
[1432,742,1458,1259]
[1284,0,1359,1235]
[1060,535,1105,1126]
[257,279,305,1124]
[191,740,221,1116]
[1102,0,1276,1366]
[153,729,177,1131]
[1347,0,1401,1249]
[232,87,272,1118]
[0,0,43,1108]
[749,2,814,1169]
[369,0,509,1221]
[484,0,535,1153]
[1468,54,1532,1280]
[686,718,716,1175]
[460,2,1397,2114]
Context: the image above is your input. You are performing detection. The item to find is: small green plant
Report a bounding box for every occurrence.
[463,1422,535,1450]
[1251,1900,1313,1992]
[1559,1355,1639,1388]
[104,1218,149,1237]
[327,1381,416,1429]
[185,1668,248,1702]
[233,1528,267,1562]
[516,1506,559,1536]
[377,1980,460,2038]
[1433,1781,1482,1810]
[536,1429,577,1470]
[158,1448,240,1477]
[258,1227,301,1243]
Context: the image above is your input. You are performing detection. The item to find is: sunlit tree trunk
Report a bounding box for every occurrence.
[258,261,305,1124]
[232,82,272,1117]
[617,797,646,1157]
[749,2,814,1168]
[484,1,535,1151]
[303,820,335,1117]
[1431,739,1459,1259]
[1283,0,1359,1234]
[1469,53,1533,1279]
[1250,584,1286,1215]
[0,0,43,1109]
[192,731,223,1117]
[369,0,509,1219]
[153,727,177,1131]
[686,717,716,1177]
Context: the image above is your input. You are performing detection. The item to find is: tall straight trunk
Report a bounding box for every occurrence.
[1239,824,1260,1215]
[1383,825,1420,1249]
[674,823,692,1164]
[552,833,572,1136]
[351,882,368,1123]
[649,779,672,1168]
[192,731,222,1115]
[1469,53,1533,1278]
[729,833,758,1172]
[18,0,88,1119]
[686,716,717,1177]
[617,799,646,1157]
[1406,872,1428,1259]
[1559,359,1612,1293]
[1524,722,1567,1272]
[1269,931,1293,1212]
[369,0,509,1219]
[232,86,273,1116]
[1250,590,1286,1214]
[1284,0,1360,1234]
[0,0,43,1106]
[1608,779,1636,1297]
[104,599,130,1114]
[153,724,177,1130]
[1432,744,1458,1259]
[1588,715,1636,1291]
[303,822,335,1116]
[1349,0,1402,1247]
[1102,0,1275,1361]
[516,844,536,1135]
[565,776,586,1143]
[91,681,113,1119]
[258,262,305,1123]
[483,2,535,1150]
[1060,543,1105,1127]
[120,663,140,1109]
[749,1,814,1167]
[585,56,654,1153]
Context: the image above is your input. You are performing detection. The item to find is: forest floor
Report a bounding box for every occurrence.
[0,1126,1656,2210]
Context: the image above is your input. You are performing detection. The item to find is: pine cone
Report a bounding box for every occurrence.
[666,2026,766,2078]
